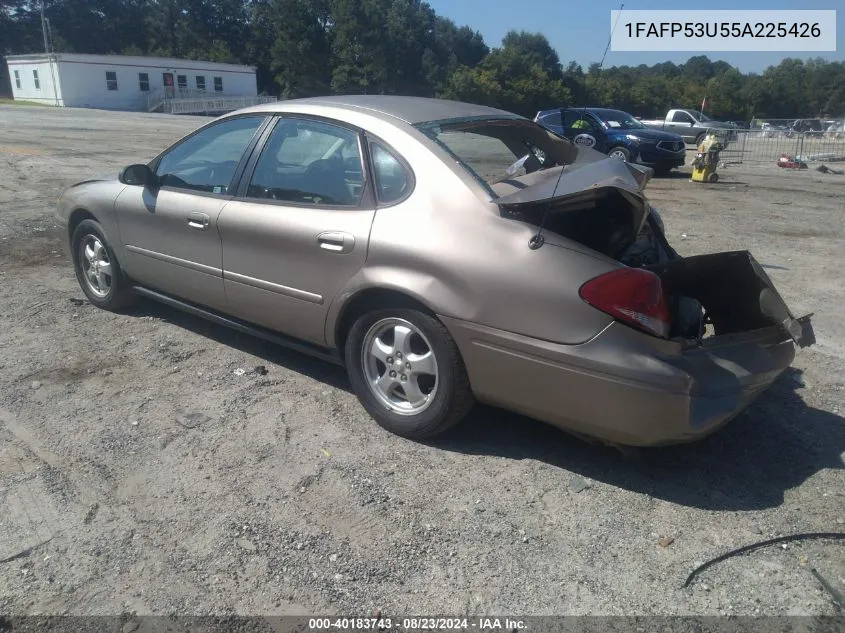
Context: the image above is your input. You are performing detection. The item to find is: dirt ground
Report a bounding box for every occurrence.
[0,105,843,618]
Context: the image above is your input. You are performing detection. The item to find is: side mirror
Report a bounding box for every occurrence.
[119,164,157,188]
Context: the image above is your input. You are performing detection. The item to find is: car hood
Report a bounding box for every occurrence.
[67,172,121,189]
[612,127,686,143]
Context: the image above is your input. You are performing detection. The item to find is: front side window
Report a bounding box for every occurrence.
[154,115,265,194]
[245,118,364,207]
[563,111,599,130]
[196,76,206,91]
[214,77,223,92]
[138,72,149,92]
[106,71,118,91]
[33,70,40,90]
[370,142,412,204]
[672,111,693,123]
[14,70,21,89]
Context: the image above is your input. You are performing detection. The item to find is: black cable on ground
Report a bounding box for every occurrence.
[683,531,845,588]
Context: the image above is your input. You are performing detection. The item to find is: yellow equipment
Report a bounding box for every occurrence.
[691,132,722,183]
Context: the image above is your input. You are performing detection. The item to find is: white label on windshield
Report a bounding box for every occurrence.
[607,121,621,128]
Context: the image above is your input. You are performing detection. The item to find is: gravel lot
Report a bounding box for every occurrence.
[1,105,844,618]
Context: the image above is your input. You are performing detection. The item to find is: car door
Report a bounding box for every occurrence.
[217,116,377,346]
[561,110,606,152]
[114,114,268,311]
[665,110,696,141]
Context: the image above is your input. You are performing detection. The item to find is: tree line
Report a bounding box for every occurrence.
[2,0,844,120]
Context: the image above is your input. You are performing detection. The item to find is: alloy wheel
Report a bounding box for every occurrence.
[79,234,112,298]
[361,317,439,415]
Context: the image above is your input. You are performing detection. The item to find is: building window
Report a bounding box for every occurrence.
[177,75,187,90]
[214,76,223,92]
[14,70,21,89]
[138,72,150,92]
[195,76,206,91]
[33,70,40,90]
[106,71,118,91]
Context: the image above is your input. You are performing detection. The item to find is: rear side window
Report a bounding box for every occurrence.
[370,142,411,204]
[245,118,365,207]
[540,111,562,128]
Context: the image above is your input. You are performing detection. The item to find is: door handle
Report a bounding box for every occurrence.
[187,212,210,230]
[317,231,354,254]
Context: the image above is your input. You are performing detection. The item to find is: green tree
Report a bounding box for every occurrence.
[442,33,570,116]
[266,0,330,97]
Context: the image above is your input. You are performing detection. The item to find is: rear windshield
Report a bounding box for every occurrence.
[415,117,577,192]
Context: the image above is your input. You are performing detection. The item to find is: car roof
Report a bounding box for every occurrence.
[539,107,636,118]
[247,95,521,125]
[573,107,632,119]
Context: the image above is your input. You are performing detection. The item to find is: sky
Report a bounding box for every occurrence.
[426,0,843,73]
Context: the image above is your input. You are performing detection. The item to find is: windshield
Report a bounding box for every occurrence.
[698,112,713,121]
[598,113,647,130]
[415,117,577,191]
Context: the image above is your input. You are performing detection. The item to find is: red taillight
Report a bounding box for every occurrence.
[579,267,671,338]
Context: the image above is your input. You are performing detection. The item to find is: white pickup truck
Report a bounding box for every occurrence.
[638,109,738,146]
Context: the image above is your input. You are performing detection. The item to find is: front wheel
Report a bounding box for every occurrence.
[71,219,135,310]
[345,308,475,439]
[608,146,631,162]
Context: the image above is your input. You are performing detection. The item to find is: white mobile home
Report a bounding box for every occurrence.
[5,53,259,111]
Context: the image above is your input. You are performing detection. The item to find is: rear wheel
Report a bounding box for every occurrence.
[345,308,475,439]
[71,219,135,310]
[608,146,631,162]
[708,172,719,183]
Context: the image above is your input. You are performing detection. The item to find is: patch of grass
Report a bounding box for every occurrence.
[0,97,50,107]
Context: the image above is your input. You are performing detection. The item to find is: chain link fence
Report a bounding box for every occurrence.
[707,118,845,166]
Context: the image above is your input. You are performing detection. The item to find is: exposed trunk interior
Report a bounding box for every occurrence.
[501,186,647,261]
[646,251,814,346]
[503,187,812,347]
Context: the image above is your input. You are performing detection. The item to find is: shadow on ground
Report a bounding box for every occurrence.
[131,298,845,513]
[435,368,845,512]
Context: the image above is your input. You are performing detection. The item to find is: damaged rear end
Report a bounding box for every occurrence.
[497,151,815,445]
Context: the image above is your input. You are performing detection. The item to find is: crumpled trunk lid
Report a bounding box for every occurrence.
[646,251,815,348]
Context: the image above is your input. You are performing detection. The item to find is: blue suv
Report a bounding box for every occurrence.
[534,107,687,175]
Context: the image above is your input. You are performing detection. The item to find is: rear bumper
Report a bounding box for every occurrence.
[442,317,796,447]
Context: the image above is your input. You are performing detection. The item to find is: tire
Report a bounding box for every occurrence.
[708,172,719,183]
[607,146,631,162]
[71,219,135,310]
[345,308,475,440]
[695,132,707,147]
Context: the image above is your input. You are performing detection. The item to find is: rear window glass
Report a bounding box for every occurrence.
[415,118,576,192]
[435,131,520,182]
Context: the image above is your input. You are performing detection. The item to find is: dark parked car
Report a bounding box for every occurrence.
[787,118,825,138]
[535,107,687,175]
